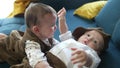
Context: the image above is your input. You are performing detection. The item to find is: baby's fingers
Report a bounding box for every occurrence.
[57,7,65,14]
[78,61,86,68]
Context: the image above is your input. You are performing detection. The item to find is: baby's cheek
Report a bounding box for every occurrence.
[88,43,97,50]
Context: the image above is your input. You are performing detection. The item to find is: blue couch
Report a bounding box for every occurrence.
[0,0,120,68]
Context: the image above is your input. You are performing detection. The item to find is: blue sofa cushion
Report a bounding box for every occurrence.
[112,19,120,49]
[98,41,120,68]
[95,0,120,35]
[0,17,25,35]
[0,24,22,35]
[19,24,26,32]
[0,17,24,26]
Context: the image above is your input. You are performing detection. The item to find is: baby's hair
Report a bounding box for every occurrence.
[25,3,57,28]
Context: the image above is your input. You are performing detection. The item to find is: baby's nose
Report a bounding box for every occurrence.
[84,38,89,45]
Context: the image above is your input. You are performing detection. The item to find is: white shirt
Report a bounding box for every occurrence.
[25,38,59,68]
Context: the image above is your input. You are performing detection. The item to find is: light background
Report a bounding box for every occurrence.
[0,0,15,18]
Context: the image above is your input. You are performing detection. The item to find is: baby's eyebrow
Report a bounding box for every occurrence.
[85,32,90,35]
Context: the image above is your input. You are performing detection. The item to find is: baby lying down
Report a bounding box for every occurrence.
[49,38,100,68]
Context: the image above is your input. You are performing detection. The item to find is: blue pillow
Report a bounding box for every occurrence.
[0,24,21,35]
[0,17,25,35]
[0,17,24,26]
[112,19,120,49]
[19,24,27,32]
[95,0,120,35]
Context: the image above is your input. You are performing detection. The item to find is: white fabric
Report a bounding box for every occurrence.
[49,39,101,68]
[25,38,59,68]
[42,38,59,46]
[25,40,47,68]
[59,31,73,41]
[52,38,60,45]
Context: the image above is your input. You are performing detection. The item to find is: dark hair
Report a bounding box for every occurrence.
[24,3,57,28]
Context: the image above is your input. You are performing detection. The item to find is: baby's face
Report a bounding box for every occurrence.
[36,13,57,40]
[77,30,104,51]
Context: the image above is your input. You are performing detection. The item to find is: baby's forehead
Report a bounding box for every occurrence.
[85,30,100,34]
[85,30,104,41]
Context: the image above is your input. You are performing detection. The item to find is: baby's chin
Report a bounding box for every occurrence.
[48,35,54,38]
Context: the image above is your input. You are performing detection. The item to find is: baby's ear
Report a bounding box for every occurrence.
[32,26,39,33]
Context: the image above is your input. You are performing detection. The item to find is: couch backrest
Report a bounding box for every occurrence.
[32,0,96,11]
[95,0,120,35]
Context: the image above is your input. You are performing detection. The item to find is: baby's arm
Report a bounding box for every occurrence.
[71,48,92,67]
[71,48,100,68]
[57,7,68,34]
[25,40,52,68]
[58,8,73,41]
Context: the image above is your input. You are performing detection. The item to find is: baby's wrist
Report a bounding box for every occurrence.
[59,16,66,20]
[35,61,51,68]
[85,54,93,67]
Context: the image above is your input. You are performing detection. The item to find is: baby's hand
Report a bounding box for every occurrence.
[71,48,88,68]
[57,7,66,19]
[0,33,7,39]
[35,61,53,68]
